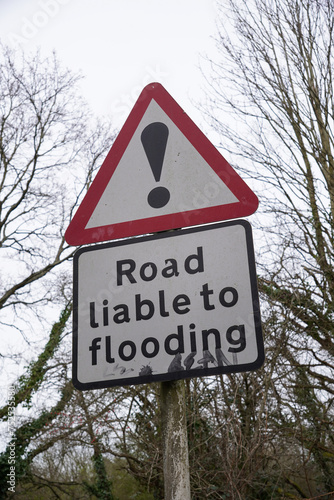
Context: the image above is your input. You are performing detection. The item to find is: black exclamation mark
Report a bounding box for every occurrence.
[141,122,170,209]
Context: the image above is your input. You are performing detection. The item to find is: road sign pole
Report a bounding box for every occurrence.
[161,379,191,500]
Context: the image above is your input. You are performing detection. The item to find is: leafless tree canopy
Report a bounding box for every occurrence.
[199,0,334,496]
[2,1,334,496]
[0,45,114,318]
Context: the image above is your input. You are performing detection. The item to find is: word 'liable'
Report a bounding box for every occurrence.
[89,283,238,327]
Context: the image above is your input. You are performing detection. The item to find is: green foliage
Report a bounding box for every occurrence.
[83,451,115,500]
[0,303,72,420]
[107,459,154,500]
[0,380,74,498]
[0,303,74,498]
[16,303,72,407]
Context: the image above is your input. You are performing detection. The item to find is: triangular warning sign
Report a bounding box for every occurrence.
[65,83,258,245]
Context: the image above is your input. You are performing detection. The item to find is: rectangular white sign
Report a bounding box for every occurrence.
[73,220,264,389]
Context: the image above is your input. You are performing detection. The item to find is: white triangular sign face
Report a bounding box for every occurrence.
[65,83,258,245]
[86,99,238,228]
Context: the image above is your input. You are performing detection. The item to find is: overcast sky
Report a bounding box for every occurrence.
[0,0,218,129]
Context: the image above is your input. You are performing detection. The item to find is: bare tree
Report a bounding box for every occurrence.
[200,0,334,495]
[0,43,117,497]
[0,43,116,383]
[0,44,114,327]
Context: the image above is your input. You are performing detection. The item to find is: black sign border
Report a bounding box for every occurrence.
[73,220,264,390]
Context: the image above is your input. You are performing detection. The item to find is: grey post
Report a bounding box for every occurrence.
[160,379,191,500]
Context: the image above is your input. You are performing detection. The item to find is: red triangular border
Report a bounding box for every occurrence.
[65,83,258,245]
